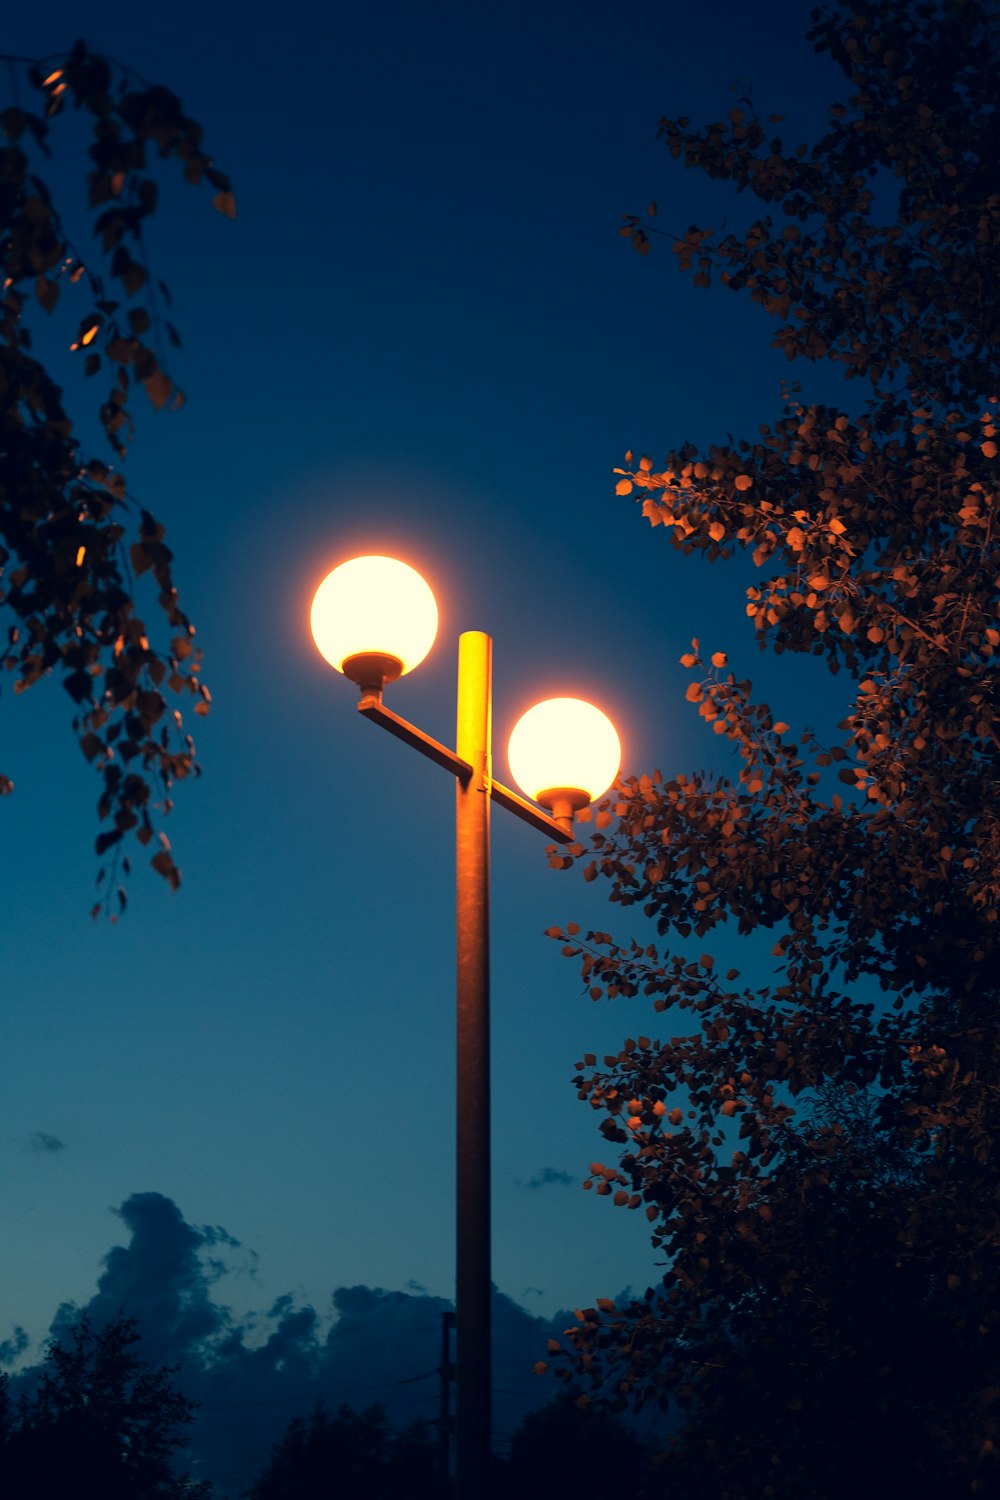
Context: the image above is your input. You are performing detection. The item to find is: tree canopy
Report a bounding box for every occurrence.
[543,1,1000,1493]
[243,1402,447,1500]
[0,1312,209,1498]
[0,41,233,908]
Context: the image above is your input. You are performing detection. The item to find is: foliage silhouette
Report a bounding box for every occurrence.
[502,1388,652,1499]
[0,1312,209,1498]
[242,1401,447,1500]
[542,1,1000,1493]
[0,40,233,908]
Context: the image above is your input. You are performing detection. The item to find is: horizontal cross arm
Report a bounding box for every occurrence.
[489,778,575,844]
[358,695,472,780]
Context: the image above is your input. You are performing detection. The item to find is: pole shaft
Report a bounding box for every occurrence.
[455,630,492,1500]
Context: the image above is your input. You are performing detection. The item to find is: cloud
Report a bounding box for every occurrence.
[521,1166,575,1190]
[0,1327,29,1366]
[27,1131,65,1153]
[48,1192,231,1372]
[11,1191,577,1499]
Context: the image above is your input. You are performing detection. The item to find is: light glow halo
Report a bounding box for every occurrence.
[507,696,621,804]
[309,555,438,676]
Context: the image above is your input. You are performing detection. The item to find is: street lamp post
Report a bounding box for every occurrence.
[310,556,620,1499]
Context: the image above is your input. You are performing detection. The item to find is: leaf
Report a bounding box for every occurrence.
[143,371,172,410]
[709,520,726,541]
[734,474,753,491]
[711,651,727,669]
[151,850,181,892]
[122,262,148,297]
[36,276,59,313]
[212,189,237,219]
[616,478,634,496]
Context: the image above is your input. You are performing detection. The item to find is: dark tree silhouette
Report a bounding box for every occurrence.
[0,1312,209,1498]
[501,1389,652,1499]
[1,40,233,908]
[242,1402,447,1500]
[542,1,1000,1493]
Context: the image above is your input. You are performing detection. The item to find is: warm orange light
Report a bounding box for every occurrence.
[507,697,621,804]
[309,555,438,677]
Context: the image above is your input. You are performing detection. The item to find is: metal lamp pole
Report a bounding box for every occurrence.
[347,629,576,1499]
[454,630,493,1496]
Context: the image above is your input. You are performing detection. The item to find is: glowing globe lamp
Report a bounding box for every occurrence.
[508,697,621,823]
[310,556,438,692]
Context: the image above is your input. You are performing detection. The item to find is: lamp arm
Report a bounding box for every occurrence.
[358,694,576,845]
[358,693,473,780]
[489,779,575,844]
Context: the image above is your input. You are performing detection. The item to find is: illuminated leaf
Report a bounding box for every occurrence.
[143,371,172,410]
[212,189,237,219]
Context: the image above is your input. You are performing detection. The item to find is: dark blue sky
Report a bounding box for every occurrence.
[2,0,851,1406]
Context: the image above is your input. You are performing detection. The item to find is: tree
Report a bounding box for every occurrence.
[542,1,1000,1493]
[242,1402,447,1500]
[0,1312,210,1498]
[501,1388,652,1498]
[1,41,234,908]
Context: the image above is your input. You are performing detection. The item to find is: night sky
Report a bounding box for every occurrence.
[2,0,851,1488]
